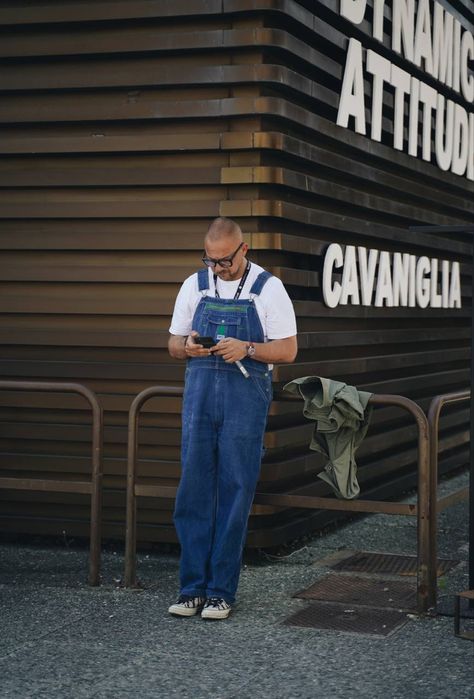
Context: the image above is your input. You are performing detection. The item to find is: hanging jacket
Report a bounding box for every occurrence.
[283,376,373,499]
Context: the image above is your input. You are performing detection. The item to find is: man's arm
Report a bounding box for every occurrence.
[213,335,297,364]
[168,334,188,360]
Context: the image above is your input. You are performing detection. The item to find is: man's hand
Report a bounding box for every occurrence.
[213,337,247,363]
[168,331,215,359]
[184,331,217,358]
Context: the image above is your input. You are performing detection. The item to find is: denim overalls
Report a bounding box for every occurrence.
[173,266,273,603]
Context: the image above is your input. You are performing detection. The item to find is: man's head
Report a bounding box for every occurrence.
[203,217,249,281]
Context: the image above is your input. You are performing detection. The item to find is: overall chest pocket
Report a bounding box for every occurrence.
[204,309,247,340]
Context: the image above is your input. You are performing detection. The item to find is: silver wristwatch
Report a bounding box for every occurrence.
[246,343,256,357]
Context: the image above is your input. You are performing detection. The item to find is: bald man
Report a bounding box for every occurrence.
[168,217,297,619]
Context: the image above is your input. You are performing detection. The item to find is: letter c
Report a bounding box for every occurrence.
[322,244,343,308]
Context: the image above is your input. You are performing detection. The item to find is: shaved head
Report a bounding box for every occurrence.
[205,217,243,245]
[203,217,248,281]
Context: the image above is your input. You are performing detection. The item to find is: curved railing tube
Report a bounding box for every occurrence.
[125,386,183,587]
[0,380,103,586]
[427,390,470,611]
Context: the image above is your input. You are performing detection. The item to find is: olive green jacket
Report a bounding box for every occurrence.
[283,376,373,499]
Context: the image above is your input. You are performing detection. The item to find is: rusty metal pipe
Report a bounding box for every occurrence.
[124,385,183,588]
[427,390,470,611]
[280,391,431,614]
[369,394,431,615]
[254,492,417,515]
[0,380,103,586]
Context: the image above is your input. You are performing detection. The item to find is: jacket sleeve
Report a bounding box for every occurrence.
[283,376,373,499]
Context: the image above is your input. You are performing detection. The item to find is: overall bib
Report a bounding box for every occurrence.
[173,267,273,603]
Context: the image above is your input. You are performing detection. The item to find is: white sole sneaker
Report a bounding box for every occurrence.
[168,597,205,617]
[201,602,232,620]
[201,608,231,620]
[168,604,199,617]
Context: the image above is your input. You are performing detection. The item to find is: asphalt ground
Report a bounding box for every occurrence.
[0,469,472,699]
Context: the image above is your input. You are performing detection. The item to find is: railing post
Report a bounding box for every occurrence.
[367,395,431,615]
[417,403,432,615]
[427,390,470,612]
[124,386,183,588]
[124,391,142,588]
[0,380,103,586]
[87,393,103,587]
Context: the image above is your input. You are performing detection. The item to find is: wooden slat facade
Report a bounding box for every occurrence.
[0,0,473,546]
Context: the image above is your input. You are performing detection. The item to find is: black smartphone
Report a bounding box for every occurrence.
[195,336,215,348]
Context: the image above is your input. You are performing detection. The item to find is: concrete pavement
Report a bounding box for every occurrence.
[0,469,472,699]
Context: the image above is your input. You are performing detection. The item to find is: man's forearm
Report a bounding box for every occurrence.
[169,333,298,364]
[168,334,187,359]
[248,336,297,364]
[212,336,297,364]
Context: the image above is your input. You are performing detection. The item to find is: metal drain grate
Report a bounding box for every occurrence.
[285,601,408,636]
[330,551,459,577]
[294,574,417,611]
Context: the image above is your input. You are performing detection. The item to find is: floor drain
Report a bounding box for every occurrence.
[294,574,416,611]
[330,551,458,577]
[285,601,408,636]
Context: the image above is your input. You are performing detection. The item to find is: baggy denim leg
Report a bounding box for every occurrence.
[174,364,272,603]
[173,367,218,598]
[205,374,270,602]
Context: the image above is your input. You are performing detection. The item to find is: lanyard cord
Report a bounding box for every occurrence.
[213,260,251,300]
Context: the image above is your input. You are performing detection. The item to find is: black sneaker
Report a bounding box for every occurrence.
[168,594,205,617]
[201,597,232,620]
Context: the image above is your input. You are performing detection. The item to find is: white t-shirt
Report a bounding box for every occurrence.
[169,262,297,340]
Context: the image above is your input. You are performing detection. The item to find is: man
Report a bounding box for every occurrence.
[167,217,297,619]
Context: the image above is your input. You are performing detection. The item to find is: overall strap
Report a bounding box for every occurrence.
[197,268,209,292]
[249,271,273,296]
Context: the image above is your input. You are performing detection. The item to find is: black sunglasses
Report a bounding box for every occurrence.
[202,242,244,268]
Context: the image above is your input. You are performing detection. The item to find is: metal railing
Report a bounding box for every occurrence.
[5,381,468,604]
[0,381,470,613]
[427,390,471,611]
[0,381,103,585]
[256,393,432,614]
[124,385,183,587]
[124,387,437,613]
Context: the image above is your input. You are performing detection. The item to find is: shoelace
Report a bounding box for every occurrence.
[205,597,228,609]
[178,595,203,607]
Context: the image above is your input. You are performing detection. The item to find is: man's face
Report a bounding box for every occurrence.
[204,239,248,281]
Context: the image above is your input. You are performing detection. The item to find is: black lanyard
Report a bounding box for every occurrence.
[214,261,251,300]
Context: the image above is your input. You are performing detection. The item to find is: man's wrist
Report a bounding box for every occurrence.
[246,342,256,358]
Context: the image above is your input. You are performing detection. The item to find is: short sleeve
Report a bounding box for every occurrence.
[259,277,297,340]
[169,274,199,336]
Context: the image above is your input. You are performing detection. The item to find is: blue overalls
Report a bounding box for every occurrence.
[173,267,273,603]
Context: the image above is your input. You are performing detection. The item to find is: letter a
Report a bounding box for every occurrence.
[337,39,367,135]
[448,262,461,308]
